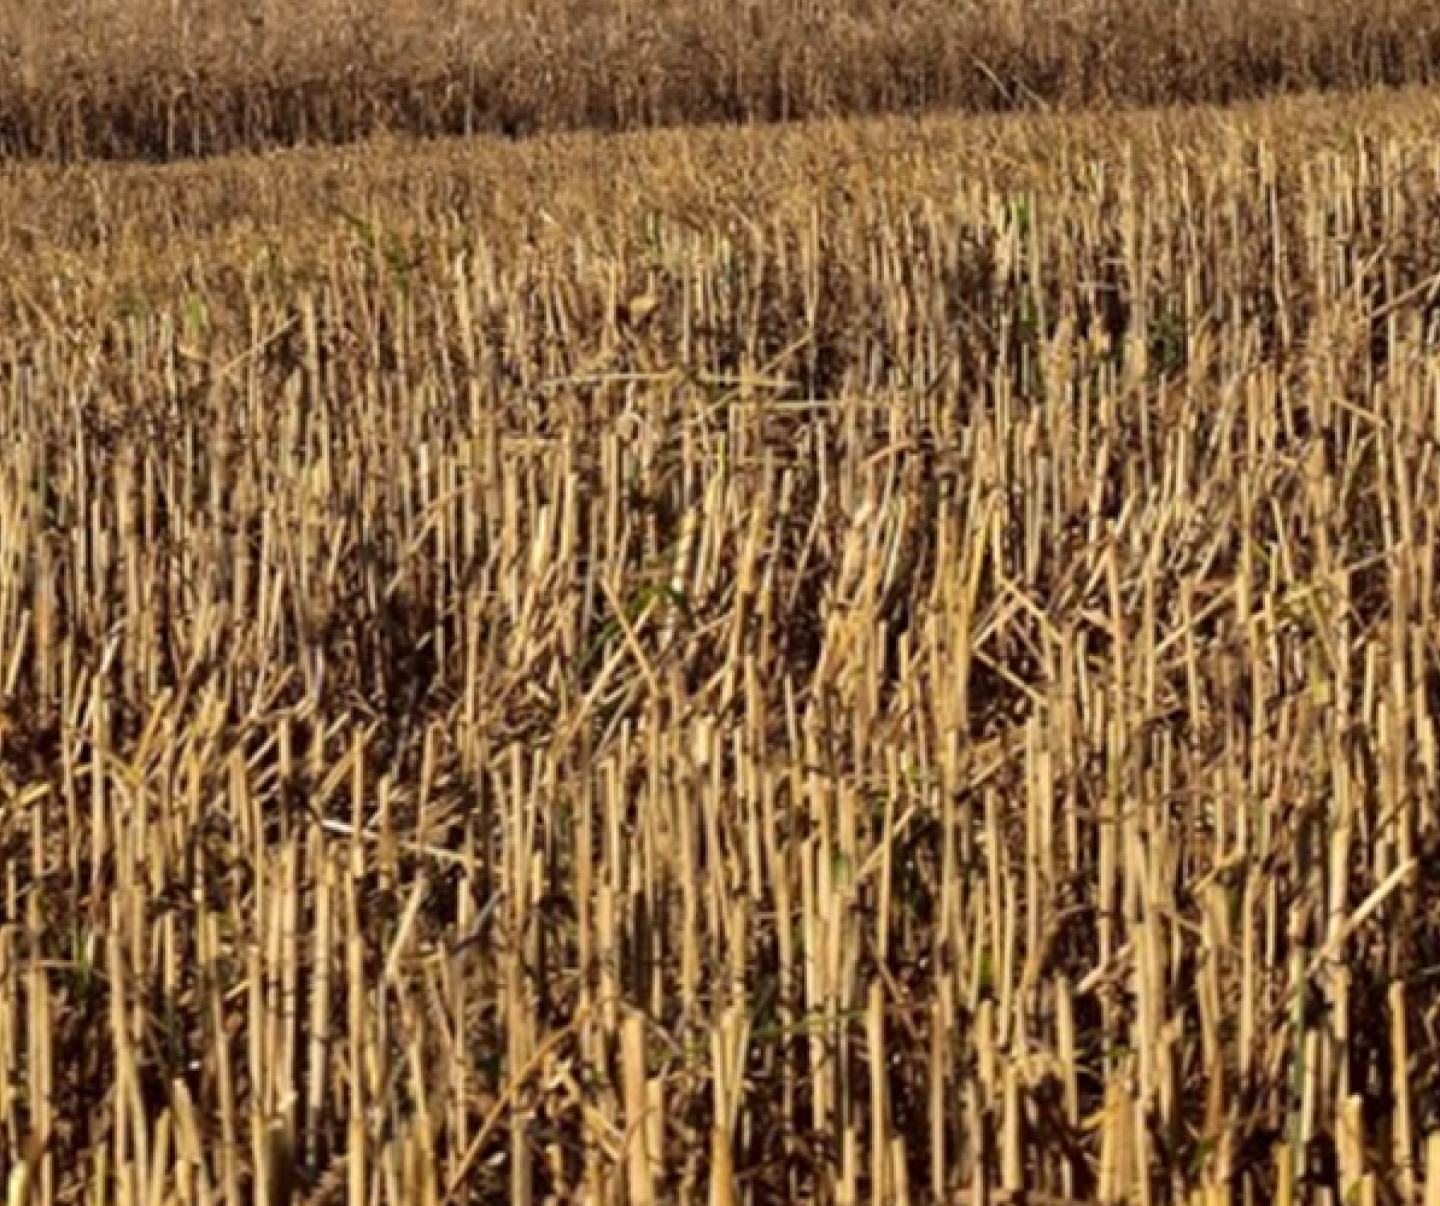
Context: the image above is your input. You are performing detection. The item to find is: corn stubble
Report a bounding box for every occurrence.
[3,93,1440,1203]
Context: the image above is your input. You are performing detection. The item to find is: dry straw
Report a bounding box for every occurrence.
[0,79,1439,1205]
[2,0,1440,160]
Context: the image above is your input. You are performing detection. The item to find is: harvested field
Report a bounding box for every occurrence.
[3,75,1440,1206]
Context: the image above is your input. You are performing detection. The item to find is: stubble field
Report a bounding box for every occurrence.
[3,10,1440,1205]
